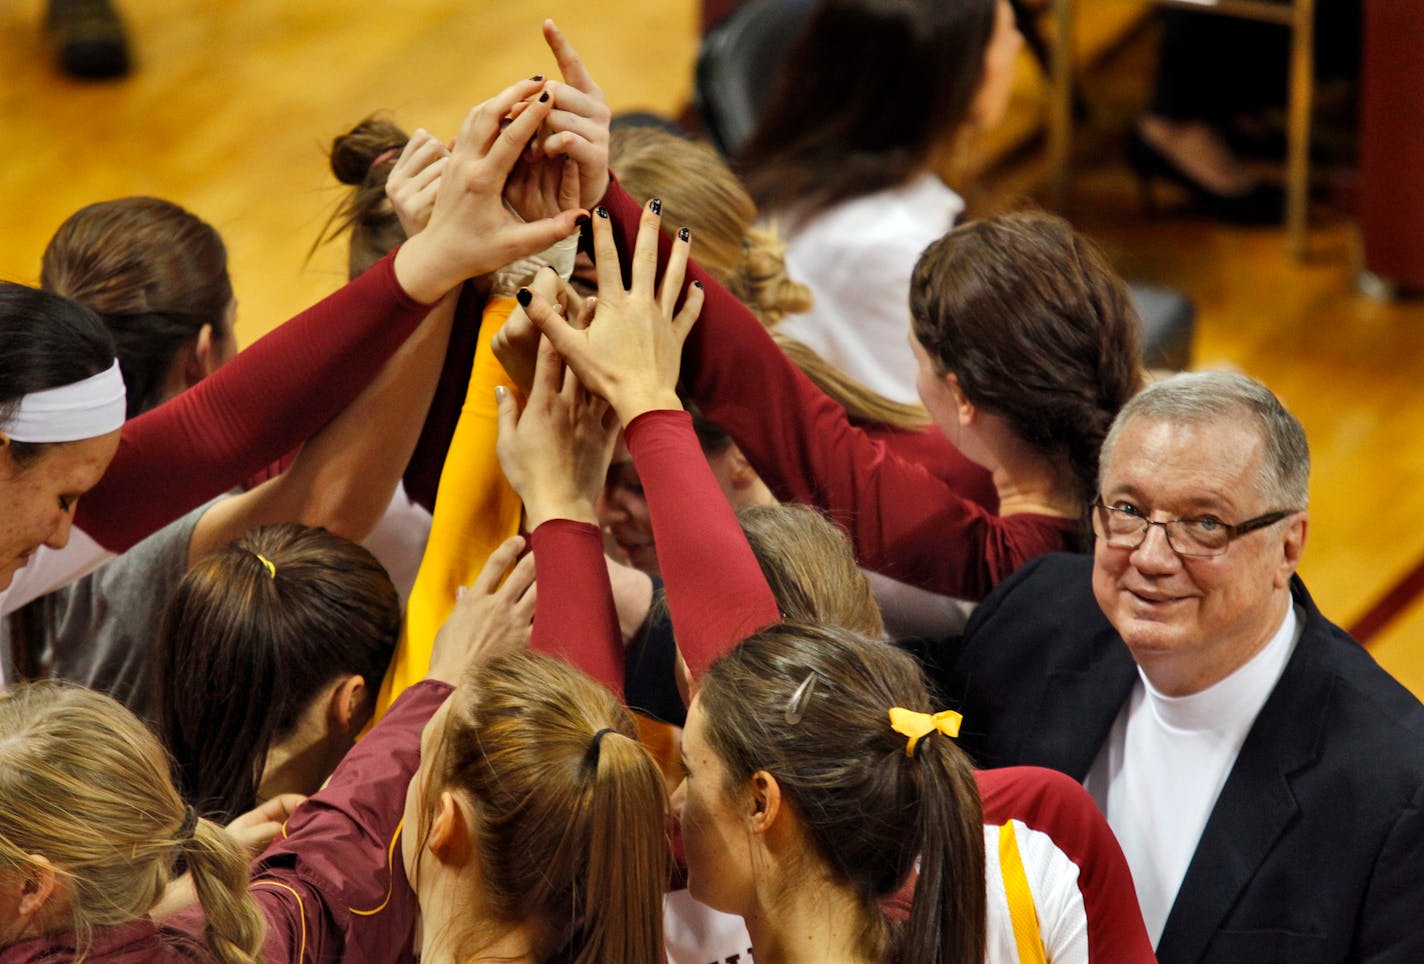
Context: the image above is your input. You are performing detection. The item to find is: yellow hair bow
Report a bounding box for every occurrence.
[254,552,277,580]
[888,707,963,757]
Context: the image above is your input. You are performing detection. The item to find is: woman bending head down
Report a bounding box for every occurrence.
[403,650,669,963]
[677,622,985,964]
[0,285,122,595]
[0,682,263,962]
[158,523,400,825]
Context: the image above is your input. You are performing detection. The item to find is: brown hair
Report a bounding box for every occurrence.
[416,651,669,963]
[40,197,234,419]
[909,211,1144,512]
[0,682,263,963]
[737,503,884,638]
[610,125,929,431]
[738,0,998,219]
[698,623,985,964]
[315,115,411,280]
[158,524,400,824]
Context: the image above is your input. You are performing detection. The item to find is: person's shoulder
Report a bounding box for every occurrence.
[1295,582,1424,729]
[987,551,1097,608]
[960,553,1109,653]
[1289,584,1424,773]
[784,177,961,252]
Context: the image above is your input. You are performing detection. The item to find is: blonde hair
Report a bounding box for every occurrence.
[414,652,669,963]
[609,125,929,431]
[0,682,263,963]
[738,503,885,638]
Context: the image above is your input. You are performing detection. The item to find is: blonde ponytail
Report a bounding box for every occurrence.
[727,225,814,327]
[0,683,261,962]
[418,653,669,963]
[607,125,934,434]
[181,817,266,964]
[574,731,669,964]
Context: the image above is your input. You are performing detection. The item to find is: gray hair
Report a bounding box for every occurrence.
[1099,371,1310,508]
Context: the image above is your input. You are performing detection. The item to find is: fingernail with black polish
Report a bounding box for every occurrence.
[530,74,544,81]
[678,226,690,243]
[516,288,532,307]
[693,280,703,290]
[596,206,610,219]
[539,91,550,103]
[649,197,662,215]
[575,213,591,230]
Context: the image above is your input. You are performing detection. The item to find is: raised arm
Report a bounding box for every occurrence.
[524,202,778,684]
[496,335,625,694]
[594,180,1070,600]
[76,79,586,555]
[624,409,780,679]
[186,135,462,561]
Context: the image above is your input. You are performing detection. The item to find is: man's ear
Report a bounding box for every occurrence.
[745,770,783,836]
[1274,513,1309,589]
[327,675,368,735]
[427,790,474,866]
[16,855,58,919]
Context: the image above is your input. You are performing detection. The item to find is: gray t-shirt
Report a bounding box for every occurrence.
[1,501,211,724]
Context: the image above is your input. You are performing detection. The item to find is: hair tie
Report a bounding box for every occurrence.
[587,727,616,767]
[888,707,963,758]
[176,806,199,843]
[253,552,277,579]
[371,147,401,173]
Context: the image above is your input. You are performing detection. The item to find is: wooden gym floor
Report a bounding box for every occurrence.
[2,1,1420,696]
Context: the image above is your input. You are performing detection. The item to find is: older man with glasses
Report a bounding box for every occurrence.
[922,371,1424,963]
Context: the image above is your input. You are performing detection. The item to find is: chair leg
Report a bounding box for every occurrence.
[1286,0,1315,259]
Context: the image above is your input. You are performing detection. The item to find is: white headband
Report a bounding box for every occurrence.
[0,360,127,443]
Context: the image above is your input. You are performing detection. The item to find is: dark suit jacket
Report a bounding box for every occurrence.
[921,553,1424,964]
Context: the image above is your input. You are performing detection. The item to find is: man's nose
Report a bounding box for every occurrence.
[1130,520,1182,572]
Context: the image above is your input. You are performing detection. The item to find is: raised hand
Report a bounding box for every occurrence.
[385,128,451,238]
[506,148,583,228]
[392,78,588,305]
[495,334,619,529]
[520,199,704,426]
[427,535,537,683]
[492,265,593,396]
[538,19,611,208]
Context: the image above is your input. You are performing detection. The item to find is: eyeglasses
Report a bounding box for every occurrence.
[1091,501,1297,558]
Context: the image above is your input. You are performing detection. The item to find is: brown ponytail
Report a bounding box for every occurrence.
[909,211,1144,520]
[699,623,986,964]
[903,735,987,964]
[313,114,412,280]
